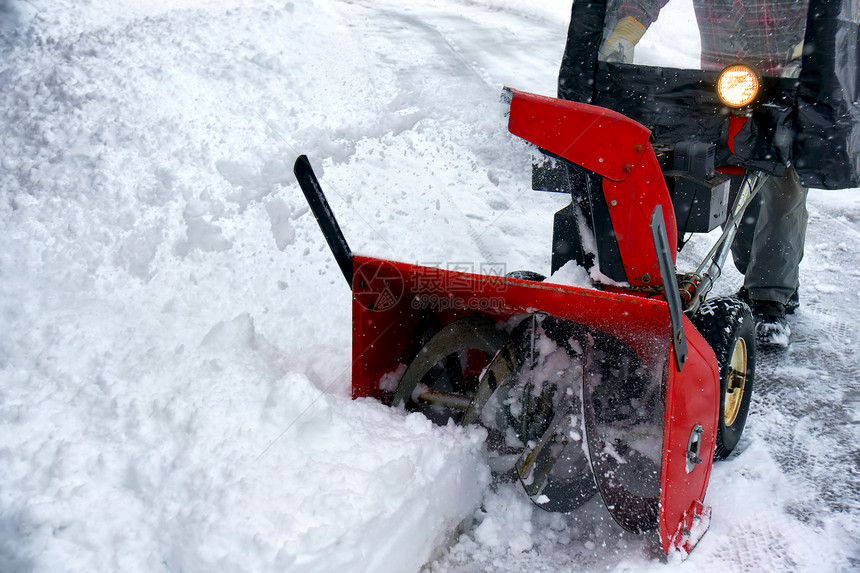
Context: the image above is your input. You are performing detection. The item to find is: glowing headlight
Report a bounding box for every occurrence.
[717,64,760,108]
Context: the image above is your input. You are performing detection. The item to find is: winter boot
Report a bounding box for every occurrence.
[785,288,800,314]
[752,299,791,348]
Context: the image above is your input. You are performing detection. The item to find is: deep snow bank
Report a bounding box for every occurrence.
[0,306,489,571]
[1,0,493,570]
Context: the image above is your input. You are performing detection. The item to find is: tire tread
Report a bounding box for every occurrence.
[692,296,756,460]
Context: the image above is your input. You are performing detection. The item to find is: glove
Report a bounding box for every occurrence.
[598,16,647,64]
[782,42,804,78]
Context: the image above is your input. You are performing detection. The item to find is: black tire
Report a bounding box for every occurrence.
[691,296,756,460]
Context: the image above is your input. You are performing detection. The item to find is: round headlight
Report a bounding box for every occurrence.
[717,64,760,108]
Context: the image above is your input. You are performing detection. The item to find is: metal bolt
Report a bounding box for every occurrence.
[634,144,644,152]
[641,273,651,284]
[623,164,633,173]
[610,199,618,207]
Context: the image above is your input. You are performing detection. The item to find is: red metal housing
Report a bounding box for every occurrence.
[351,257,718,553]
[506,88,678,287]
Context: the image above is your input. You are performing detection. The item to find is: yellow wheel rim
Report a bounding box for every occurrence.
[724,337,748,426]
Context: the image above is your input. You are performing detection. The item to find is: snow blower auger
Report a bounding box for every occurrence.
[293,86,762,556]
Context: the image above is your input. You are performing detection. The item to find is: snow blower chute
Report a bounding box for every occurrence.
[293,85,766,555]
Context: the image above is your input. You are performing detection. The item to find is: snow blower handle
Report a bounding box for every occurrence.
[294,155,354,288]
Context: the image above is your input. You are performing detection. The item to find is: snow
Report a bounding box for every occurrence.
[547,260,592,289]
[1,0,858,572]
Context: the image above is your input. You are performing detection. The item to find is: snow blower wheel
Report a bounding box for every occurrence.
[390,316,508,426]
[692,297,756,460]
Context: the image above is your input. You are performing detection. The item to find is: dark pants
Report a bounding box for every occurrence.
[730,166,809,305]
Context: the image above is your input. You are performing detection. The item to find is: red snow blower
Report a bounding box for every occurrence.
[293,84,759,553]
[293,0,857,555]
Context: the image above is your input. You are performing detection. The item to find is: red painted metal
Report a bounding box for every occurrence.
[507,88,650,182]
[727,114,749,155]
[715,115,750,174]
[351,256,717,552]
[669,501,713,555]
[659,320,719,553]
[352,256,673,399]
[506,89,677,287]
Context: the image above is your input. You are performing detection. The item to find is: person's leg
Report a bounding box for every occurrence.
[741,167,809,346]
[744,167,808,306]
